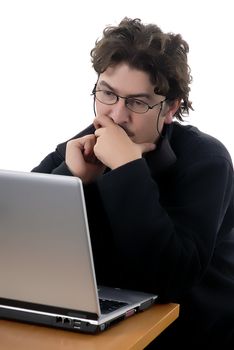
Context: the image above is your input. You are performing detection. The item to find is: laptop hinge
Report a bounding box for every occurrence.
[0,298,98,320]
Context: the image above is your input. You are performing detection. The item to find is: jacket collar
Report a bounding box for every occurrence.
[144,123,177,178]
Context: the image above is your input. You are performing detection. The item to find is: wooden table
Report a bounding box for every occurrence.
[0,303,179,350]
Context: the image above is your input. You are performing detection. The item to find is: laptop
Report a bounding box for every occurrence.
[0,169,158,333]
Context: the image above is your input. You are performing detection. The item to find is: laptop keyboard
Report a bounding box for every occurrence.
[99,298,129,314]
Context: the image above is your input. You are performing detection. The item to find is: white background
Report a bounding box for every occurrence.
[0,0,233,171]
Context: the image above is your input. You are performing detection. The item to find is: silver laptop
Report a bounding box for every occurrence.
[0,169,158,333]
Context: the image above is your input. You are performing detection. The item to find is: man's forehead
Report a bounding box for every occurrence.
[98,70,155,99]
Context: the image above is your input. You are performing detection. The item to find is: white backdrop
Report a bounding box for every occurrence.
[0,0,233,171]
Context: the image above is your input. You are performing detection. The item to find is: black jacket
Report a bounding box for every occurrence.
[32,122,234,348]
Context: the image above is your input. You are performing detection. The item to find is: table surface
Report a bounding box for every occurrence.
[0,303,179,350]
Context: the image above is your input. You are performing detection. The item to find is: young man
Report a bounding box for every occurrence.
[32,18,234,348]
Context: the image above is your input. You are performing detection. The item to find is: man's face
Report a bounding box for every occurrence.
[95,62,174,144]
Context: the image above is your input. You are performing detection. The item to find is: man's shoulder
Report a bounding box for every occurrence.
[171,122,232,165]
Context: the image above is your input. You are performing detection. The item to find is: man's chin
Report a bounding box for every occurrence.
[129,135,136,142]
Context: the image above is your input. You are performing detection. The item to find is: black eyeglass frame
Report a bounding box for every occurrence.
[91,88,167,114]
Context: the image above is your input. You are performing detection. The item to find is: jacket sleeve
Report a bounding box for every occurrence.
[31,150,72,175]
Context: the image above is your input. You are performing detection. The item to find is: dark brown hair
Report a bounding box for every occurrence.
[91,17,193,120]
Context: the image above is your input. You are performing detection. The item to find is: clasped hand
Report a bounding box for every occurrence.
[65,115,155,184]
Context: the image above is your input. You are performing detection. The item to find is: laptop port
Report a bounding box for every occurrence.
[55,316,63,323]
[73,320,81,329]
[63,318,71,324]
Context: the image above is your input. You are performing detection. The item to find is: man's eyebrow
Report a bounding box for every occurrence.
[97,80,151,99]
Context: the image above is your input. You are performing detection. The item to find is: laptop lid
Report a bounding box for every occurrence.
[0,169,100,314]
[0,169,158,333]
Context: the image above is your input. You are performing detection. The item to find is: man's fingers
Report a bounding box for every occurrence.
[83,136,96,156]
[93,114,115,129]
[67,135,97,157]
[93,117,101,130]
[94,128,102,138]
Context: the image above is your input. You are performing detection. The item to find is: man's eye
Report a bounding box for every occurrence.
[128,99,146,107]
[103,90,115,97]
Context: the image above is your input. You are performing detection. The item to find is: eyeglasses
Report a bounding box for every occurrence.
[92,89,166,114]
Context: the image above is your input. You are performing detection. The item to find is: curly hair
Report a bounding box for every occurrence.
[90,17,193,121]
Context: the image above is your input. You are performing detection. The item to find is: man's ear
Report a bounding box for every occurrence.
[164,99,181,124]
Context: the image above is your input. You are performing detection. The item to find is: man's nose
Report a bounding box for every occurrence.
[110,98,130,124]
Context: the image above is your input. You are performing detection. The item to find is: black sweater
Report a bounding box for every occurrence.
[32,122,234,348]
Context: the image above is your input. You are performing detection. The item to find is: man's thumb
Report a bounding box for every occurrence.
[140,142,156,154]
